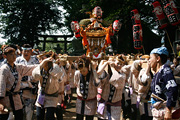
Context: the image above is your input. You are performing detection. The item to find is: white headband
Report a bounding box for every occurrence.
[22,47,32,50]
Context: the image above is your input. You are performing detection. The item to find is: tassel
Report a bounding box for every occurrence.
[80,29,88,46]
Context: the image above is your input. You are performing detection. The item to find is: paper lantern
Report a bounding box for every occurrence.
[152,1,168,29]
[113,20,122,31]
[131,9,141,25]
[71,21,80,38]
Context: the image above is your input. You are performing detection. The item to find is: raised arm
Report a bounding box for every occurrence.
[97,60,109,75]
[91,60,101,86]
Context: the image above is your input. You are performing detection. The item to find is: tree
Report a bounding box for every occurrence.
[0,0,64,47]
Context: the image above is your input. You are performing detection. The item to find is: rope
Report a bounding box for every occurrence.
[142,45,145,54]
[165,29,176,57]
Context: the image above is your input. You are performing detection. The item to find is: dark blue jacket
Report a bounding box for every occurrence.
[151,64,178,107]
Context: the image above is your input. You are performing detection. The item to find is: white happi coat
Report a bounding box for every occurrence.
[0,64,36,112]
[171,64,180,76]
[128,60,141,104]
[98,65,128,120]
[138,68,152,116]
[122,65,131,101]
[67,68,76,89]
[15,55,39,99]
[32,63,62,108]
[74,70,99,115]
[58,66,67,105]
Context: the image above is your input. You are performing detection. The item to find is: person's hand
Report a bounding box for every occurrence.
[91,60,98,70]
[139,60,144,66]
[0,104,4,111]
[55,59,60,65]
[99,60,107,66]
[145,60,151,74]
[170,65,175,71]
[164,107,172,120]
[108,61,115,67]
[40,57,53,69]
[164,111,172,120]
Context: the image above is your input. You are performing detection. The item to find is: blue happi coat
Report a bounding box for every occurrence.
[151,64,178,107]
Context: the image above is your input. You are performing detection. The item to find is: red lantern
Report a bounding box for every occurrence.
[131,9,141,25]
[133,24,143,49]
[113,20,122,31]
[169,0,179,13]
[71,21,80,33]
[152,1,168,29]
[71,21,80,38]
[161,0,180,26]
[163,0,180,26]
[131,9,143,49]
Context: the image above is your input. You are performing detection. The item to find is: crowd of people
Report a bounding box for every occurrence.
[0,44,179,120]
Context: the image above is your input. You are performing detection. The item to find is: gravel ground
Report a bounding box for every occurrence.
[63,93,130,120]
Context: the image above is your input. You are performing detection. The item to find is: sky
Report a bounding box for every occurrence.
[0,35,7,44]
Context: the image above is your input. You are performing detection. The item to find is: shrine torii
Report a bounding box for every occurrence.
[35,34,73,53]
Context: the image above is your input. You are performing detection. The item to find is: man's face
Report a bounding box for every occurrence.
[5,51,16,63]
[79,67,89,76]
[22,49,32,60]
[115,60,123,70]
[173,58,178,65]
[149,54,159,70]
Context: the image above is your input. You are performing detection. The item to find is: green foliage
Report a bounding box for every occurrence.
[0,0,63,46]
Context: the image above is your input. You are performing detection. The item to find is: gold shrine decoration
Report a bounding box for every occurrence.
[71,6,122,58]
[86,29,106,38]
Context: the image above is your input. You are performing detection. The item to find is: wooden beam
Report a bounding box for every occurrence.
[64,37,67,53]
[37,34,73,38]
[37,40,72,43]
